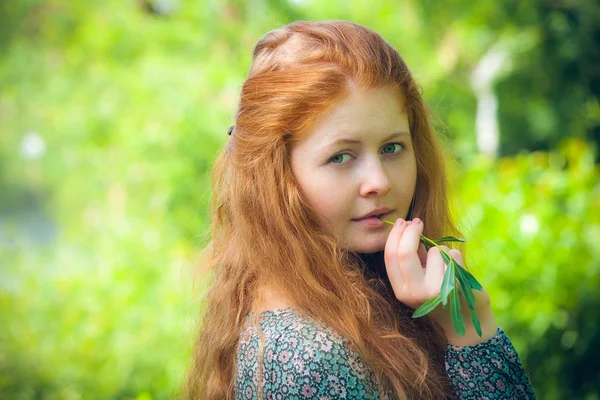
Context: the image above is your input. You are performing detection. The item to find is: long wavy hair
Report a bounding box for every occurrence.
[184,20,467,399]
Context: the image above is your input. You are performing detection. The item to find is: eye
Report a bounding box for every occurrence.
[329,153,353,165]
[381,143,404,155]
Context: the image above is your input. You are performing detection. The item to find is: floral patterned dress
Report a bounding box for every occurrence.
[235,308,536,399]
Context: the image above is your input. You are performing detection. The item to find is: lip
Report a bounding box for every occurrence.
[352,208,393,221]
[351,211,394,228]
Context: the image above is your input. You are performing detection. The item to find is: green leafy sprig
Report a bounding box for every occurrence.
[377,217,484,337]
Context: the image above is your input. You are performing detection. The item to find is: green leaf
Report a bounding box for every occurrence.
[439,249,453,268]
[470,309,483,337]
[455,266,476,311]
[439,253,455,306]
[450,287,466,336]
[433,235,469,244]
[456,265,484,291]
[412,295,442,318]
[455,262,482,337]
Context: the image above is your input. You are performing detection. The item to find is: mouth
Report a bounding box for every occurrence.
[352,211,394,221]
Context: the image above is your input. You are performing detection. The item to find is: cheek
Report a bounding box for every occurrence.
[302,182,347,223]
[393,157,417,194]
[295,171,350,226]
[392,175,416,198]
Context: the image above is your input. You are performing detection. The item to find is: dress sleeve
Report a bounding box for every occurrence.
[445,326,536,399]
[261,328,382,399]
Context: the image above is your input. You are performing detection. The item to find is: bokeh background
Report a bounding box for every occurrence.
[1,0,599,399]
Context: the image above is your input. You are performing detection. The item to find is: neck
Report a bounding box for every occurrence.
[358,250,389,284]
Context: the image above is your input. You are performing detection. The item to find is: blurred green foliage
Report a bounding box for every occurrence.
[459,139,600,399]
[0,1,598,399]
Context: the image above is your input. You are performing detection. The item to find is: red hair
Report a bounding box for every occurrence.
[185,20,465,399]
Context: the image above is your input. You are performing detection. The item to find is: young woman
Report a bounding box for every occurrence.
[185,21,536,399]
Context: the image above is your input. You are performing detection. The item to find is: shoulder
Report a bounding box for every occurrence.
[262,308,350,370]
[238,308,381,399]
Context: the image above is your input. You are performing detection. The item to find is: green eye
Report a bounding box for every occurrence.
[382,143,403,154]
[330,153,352,164]
[329,144,403,165]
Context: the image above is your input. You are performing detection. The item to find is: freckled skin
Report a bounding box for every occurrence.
[291,86,417,254]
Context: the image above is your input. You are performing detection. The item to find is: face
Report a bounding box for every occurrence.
[290,85,417,254]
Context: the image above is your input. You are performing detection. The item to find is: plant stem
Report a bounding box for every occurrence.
[377,216,483,337]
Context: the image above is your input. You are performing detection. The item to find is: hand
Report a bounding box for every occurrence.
[384,217,498,346]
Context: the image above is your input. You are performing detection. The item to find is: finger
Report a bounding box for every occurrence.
[448,249,464,268]
[384,218,408,289]
[438,245,452,270]
[417,243,427,268]
[447,249,465,292]
[396,219,425,285]
[424,247,445,296]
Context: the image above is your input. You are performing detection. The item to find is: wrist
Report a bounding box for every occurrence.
[444,309,498,347]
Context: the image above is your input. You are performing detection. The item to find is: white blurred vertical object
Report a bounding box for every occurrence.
[471,47,509,158]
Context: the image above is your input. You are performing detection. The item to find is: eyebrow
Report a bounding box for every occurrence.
[325,131,410,147]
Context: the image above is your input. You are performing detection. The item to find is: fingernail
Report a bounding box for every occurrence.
[395,218,405,227]
[413,218,421,225]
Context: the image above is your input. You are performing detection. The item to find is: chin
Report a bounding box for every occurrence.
[347,239,386,254]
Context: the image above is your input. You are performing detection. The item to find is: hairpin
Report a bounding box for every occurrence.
[227,126,235,136]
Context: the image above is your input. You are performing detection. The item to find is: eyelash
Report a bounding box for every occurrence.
[328,143,405,166]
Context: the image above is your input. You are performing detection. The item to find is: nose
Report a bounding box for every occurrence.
[359,157,391,197]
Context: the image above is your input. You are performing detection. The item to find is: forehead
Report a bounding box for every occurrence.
[295,86,410,148]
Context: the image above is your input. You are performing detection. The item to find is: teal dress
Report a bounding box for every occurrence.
[235,308,536,399]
